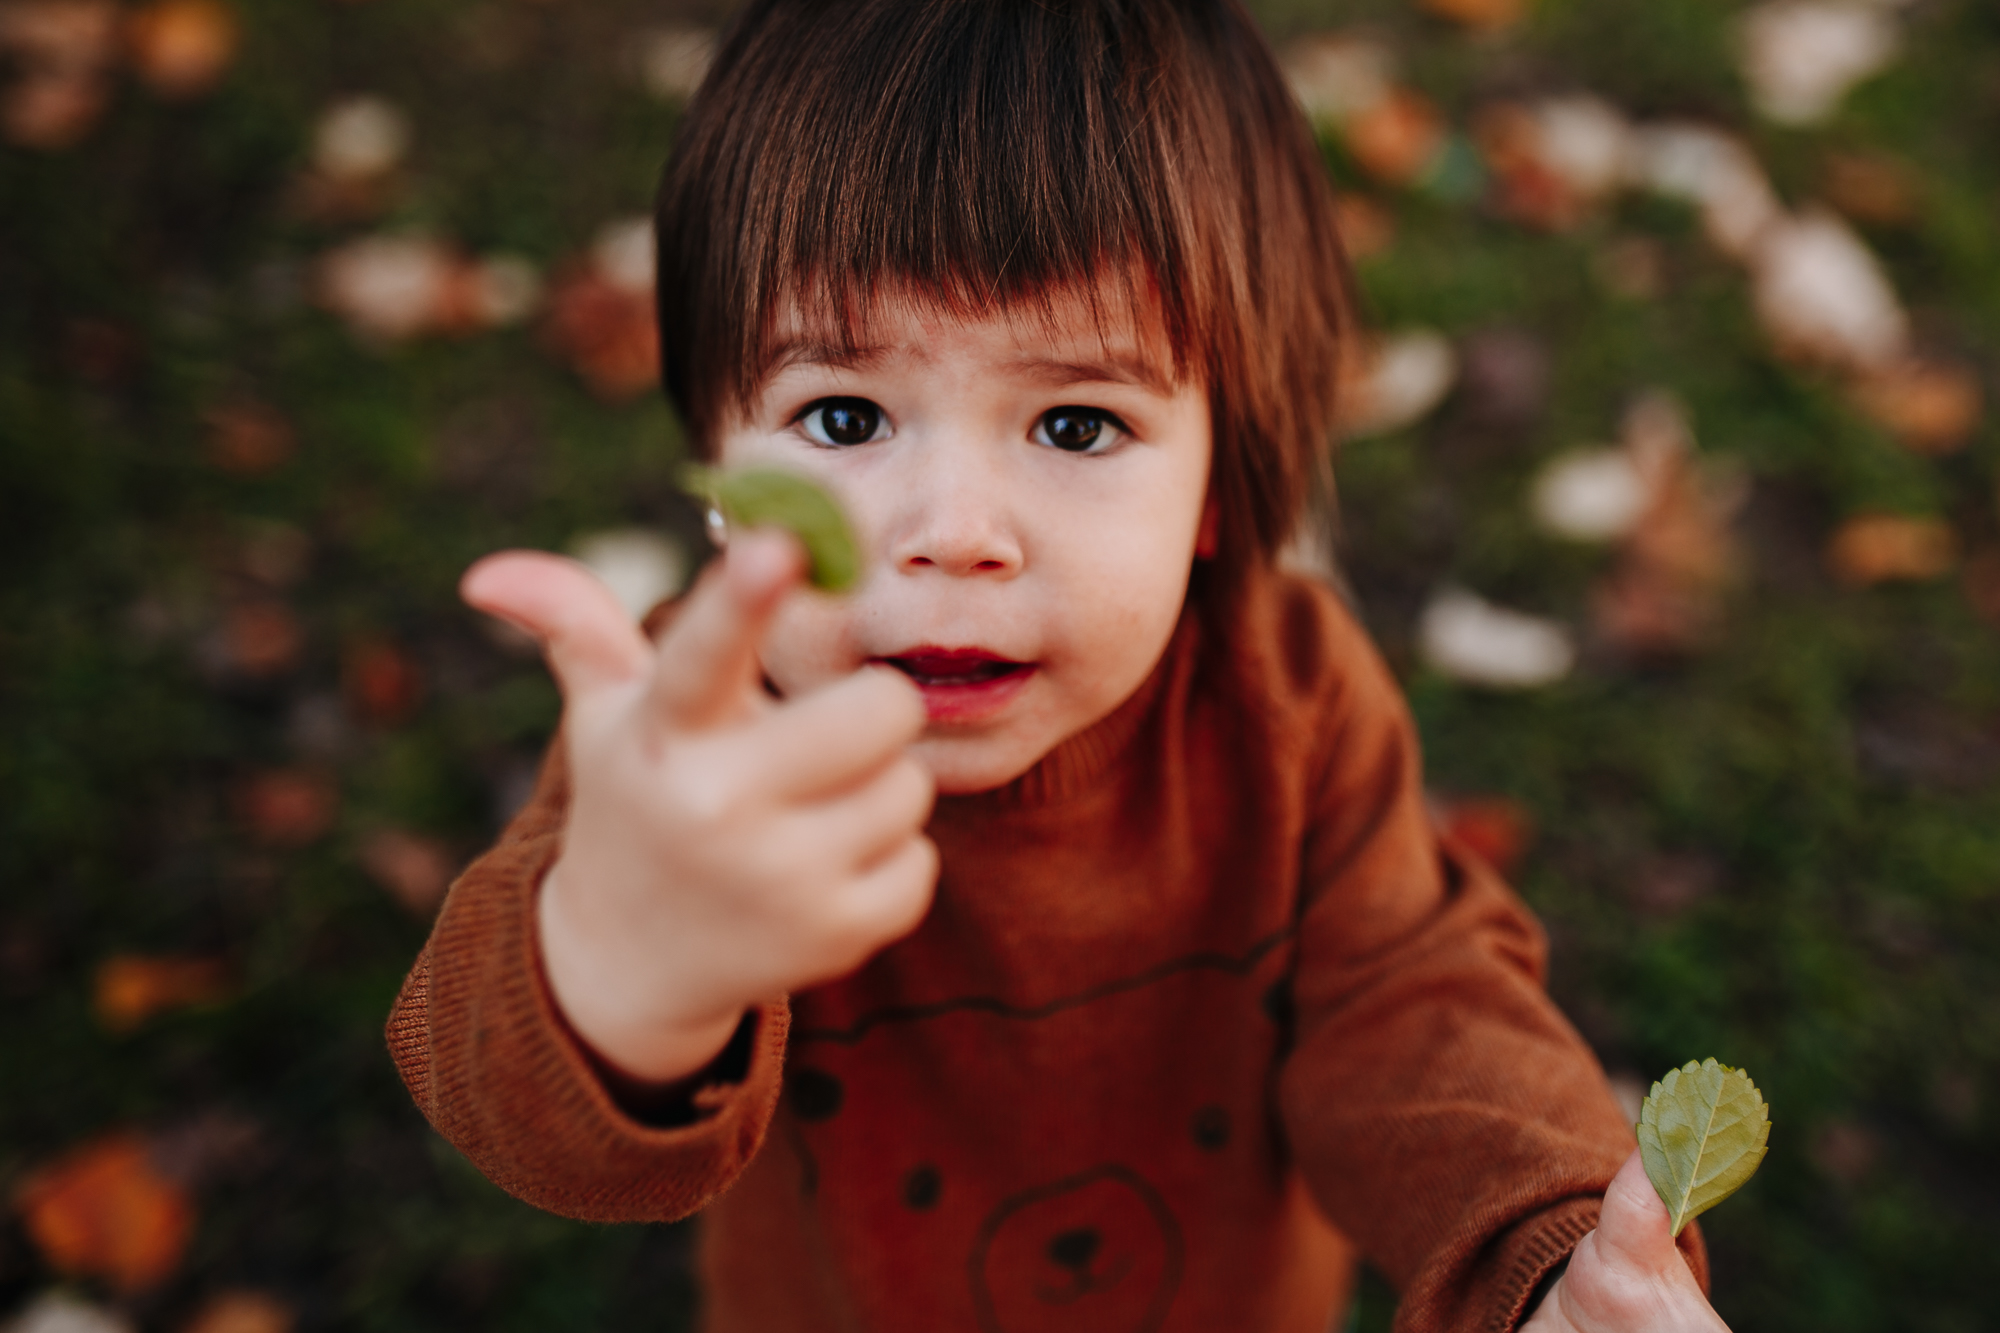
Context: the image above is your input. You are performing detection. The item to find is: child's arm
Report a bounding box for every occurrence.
[385,532,937,1219]
[1268,584,1712,1331]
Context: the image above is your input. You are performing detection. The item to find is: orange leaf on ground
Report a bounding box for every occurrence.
[1822,150,1920,229]
[94,955,231,1033]
[342,636,422,725]
[1332,194,1395,260]
[219,599,303,679]
[182,1290,294,1333]
[540,266,660,400]
[1417,0,1525,30]
[203,401,296,475]
[1343,89,1444,186]
[235,769,337,846]
[1851,359,1983,456]
[126,0,238,99]
[1827,514,1958,586]
[1435,796,1534,875]
[0,0,119,149]
[357,828,457,917]
[16,1133,196,1292]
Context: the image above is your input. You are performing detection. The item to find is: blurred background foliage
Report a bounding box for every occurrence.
[2,0,1997,1330]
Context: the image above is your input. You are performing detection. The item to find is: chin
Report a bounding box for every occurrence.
[915,735,1046,796]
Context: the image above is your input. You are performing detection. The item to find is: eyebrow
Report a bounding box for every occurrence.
[1005,354,1172,395]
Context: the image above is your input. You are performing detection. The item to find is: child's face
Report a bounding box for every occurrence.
[715,286,1212,795]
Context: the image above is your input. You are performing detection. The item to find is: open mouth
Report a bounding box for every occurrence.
[876,647,1037,722]
[885,650,1032,687]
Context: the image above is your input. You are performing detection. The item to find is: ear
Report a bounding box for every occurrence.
[1195,493,1220,559]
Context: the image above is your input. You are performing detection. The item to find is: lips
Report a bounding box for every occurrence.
[877,646,1036,722]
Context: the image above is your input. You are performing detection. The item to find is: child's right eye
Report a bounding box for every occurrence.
[796,397,888,446]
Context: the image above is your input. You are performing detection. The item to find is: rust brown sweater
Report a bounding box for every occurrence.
[387,565,1705,1333]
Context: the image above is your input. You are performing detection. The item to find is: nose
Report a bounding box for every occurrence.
[886,449,1024,578]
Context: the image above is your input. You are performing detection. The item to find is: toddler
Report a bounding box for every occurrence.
[388,1,1727,1329]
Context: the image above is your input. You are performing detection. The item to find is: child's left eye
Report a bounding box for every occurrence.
[1033,407,1126,454]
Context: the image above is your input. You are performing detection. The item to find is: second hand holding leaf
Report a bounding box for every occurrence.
[462,530,937,1087]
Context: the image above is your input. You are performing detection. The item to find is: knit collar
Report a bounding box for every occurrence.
[938,601,1196,813]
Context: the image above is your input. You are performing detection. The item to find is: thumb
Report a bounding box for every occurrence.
[1593,1148,1685,1280]
[461,551,653,699]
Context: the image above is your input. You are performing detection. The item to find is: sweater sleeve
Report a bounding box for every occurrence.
[383,732,789,1223]
[1272,597,1706,1332]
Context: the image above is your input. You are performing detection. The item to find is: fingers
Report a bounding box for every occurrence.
[793,754,936,870]
[462,551,652,697]
[1593,1148,1680,1279]
[649,530,805,727]
[749,665,928,800]
[838,833,940,947]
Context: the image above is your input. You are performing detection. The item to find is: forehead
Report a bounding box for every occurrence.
[755,275,1185,391]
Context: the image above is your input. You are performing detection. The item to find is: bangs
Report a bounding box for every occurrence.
[655,0,1351,568]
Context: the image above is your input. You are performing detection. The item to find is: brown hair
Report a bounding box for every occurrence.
[654,0,1350,575]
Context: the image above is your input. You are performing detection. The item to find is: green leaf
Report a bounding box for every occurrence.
[1636,1058,1771,1236]
[683,465,862,593]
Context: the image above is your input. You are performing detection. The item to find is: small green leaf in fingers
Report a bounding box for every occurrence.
[1636,1058,1771,1236]
[683,465,862,593]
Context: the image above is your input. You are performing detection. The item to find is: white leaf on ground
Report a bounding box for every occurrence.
[1750,209,1908,372]
[1627,123,1782,260]
[1738,2,1900,126]
[1281,33,1394,127]
[1340,329,1458,438]
[3,1293,135,1333]
[593,217,657,295]
[1418,588,1575,688]
[1533,448,1650,541]
[313,96,411,181]
[316,235,455,341]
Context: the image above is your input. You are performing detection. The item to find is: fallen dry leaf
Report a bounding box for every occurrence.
[1435,796,1534,875]
[1417,0,1524,30]
[1850,359,1983,455]
[1827,514,1957,586]
[234,769,337,846]
[1332,193,1395,260]
[0,0,119,149]
[357,828,457,917]
[1281,33,1394,130]
[1809,1118,1878,1185]
[126,0,238,100]
[1750,209,1909,373]
[342,635,422,725]
[311,95,409,182]
[541,266,660,400]
[1343,89,1445,186]
[1629,123,1782,262]
[1337,328,1458,438]
[216,598,303,678]
[15,1133,196,1292]
[1960,550,2000,626]
[1821,150,1921,229]
[1418,587,1575,689]
[1738,0,1900,127]
[1475,97,1630,232]
[181,1290,294,1333]
[203,401,296,475]
[94,955,231,1033]
[4,1291,137,1333]
[1590,394,1746,656]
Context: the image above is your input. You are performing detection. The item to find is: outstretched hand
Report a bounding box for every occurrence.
[461,533,937,1086]
[1520,1150,1730,1333]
